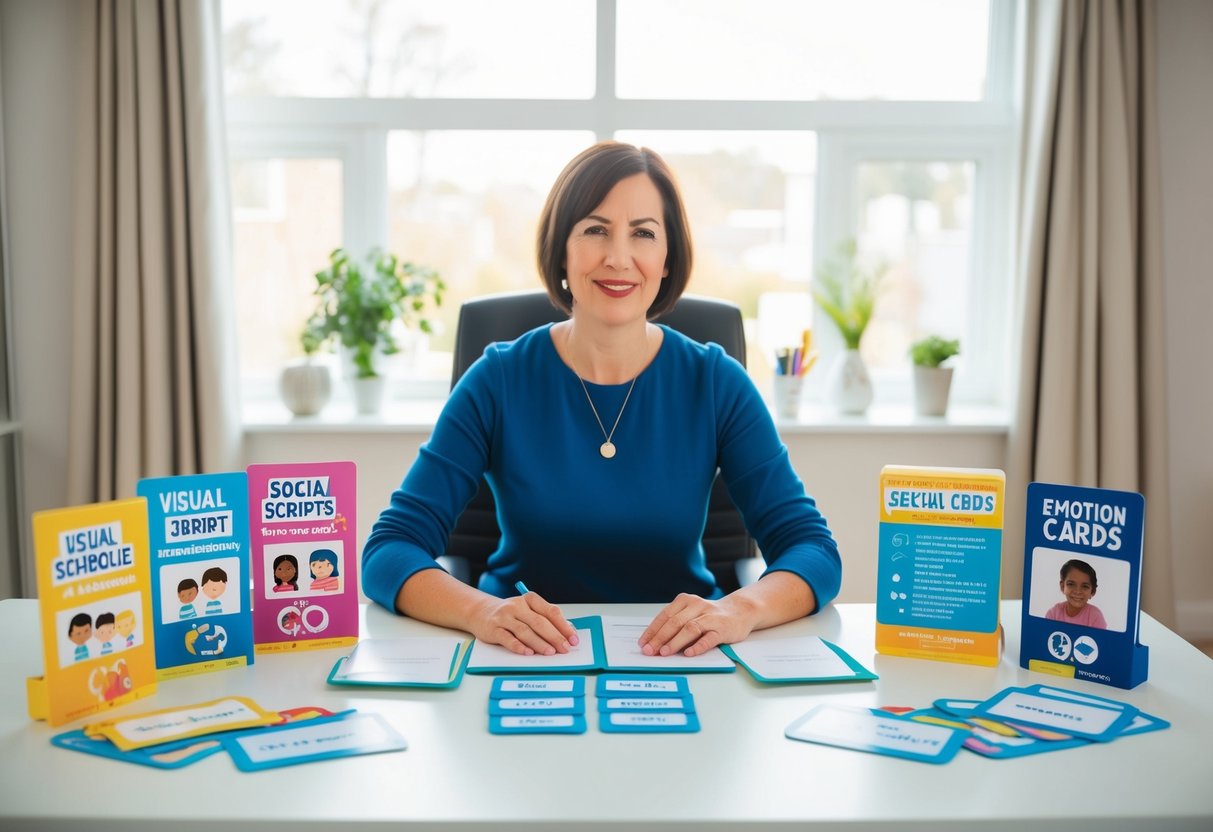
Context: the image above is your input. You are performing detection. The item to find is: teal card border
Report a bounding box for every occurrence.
[720,638,877,684]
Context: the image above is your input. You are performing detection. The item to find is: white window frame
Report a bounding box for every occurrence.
[225,0,1019,410]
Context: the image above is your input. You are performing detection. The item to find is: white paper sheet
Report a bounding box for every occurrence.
[727,635,854,680]
[467,627,595,670]
[600,615,735,670]
[336,637,465,684]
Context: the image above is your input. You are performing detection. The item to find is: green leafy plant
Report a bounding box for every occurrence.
[909,335,960,368]
[811,239,887,350]
[302,248,445,378]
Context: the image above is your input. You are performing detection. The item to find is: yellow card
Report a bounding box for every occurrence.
[88,696,279,751]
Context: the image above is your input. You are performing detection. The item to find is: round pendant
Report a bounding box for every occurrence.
[599,442,616,459]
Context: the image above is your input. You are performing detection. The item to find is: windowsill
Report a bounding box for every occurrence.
[242,399,1009,436]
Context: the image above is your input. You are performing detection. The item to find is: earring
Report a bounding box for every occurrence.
[561,279,569,291]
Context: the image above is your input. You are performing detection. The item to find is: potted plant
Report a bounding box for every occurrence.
[277,331,332,417]
[909,335,960,416]
[812,239,886,414]
[302,247,444,414]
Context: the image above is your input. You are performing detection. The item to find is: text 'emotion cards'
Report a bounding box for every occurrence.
[1020,482,1149,689]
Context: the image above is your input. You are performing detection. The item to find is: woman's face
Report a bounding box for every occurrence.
[1061,568,1095,608]
[275,559,296,582]
[563,173,668,329]
[311,558,334,580]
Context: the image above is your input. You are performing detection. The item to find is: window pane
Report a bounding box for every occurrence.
[231,158,343,379]
[617,0,989,101]
[856,161,975,373]
[222,0,595,99]
[386,131,596,361]
[615,131,816,384]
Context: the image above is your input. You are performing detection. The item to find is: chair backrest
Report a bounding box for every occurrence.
[447,290,757,592]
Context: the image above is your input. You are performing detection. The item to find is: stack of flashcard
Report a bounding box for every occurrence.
[51,697,407,771]
[785,683,1168,764]
[597,675,700,733]
[488,676,587,734]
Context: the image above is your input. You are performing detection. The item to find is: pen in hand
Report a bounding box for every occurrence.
[512,580,579,650]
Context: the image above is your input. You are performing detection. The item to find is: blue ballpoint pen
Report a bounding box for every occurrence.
[514,581,530,595]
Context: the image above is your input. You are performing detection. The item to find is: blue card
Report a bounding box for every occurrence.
[596,675,689,696]
[52,729,226,769]
[785,704,967,764]
[933,698,982,717]
[488,695,585,716]
[222,712,406,771]
[491,676,585,698]
[1023,683,1169,737]
[597,694,695,713]
[974,686,1138,741]
[489,714,587,735]
[599,710,701,733]
[1118,711,1171,736]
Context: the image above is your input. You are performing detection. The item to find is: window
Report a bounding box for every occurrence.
[223,0,1016,410]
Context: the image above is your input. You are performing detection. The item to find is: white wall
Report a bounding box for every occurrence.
[1,0,79,596]
[1157,0,1213,638]
[4,1,1211,636]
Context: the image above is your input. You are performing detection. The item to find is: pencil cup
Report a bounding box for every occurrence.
[772,375,805,419]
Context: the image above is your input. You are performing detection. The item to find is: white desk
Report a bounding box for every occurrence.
[1,599,1210,831]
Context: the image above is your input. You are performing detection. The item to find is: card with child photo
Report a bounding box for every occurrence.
[1019,482,1149,690]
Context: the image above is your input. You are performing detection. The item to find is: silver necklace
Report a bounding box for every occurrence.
[574,372,637,459]
[572,371,640,463]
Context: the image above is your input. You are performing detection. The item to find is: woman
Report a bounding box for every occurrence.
[363,141,841,658]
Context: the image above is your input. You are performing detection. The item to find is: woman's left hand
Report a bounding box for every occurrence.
[638,593,759,658]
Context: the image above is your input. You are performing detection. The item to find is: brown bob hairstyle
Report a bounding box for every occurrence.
[536,141,692,318]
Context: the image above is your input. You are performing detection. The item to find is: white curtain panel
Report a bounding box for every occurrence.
[67,0,240,503]
[1005,0,1174,626]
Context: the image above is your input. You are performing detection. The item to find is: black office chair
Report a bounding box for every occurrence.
[440,289,760,594]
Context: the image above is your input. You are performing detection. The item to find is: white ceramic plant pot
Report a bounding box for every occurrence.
[828,349,874,415]
[351,375,387,415]
[913,365,954,417]
[278,362,331,417]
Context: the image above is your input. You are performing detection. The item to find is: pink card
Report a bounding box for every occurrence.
[247,462,358,653]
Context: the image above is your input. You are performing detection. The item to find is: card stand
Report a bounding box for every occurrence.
[1019,483,1150,690]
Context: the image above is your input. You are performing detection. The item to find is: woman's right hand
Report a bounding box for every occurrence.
[470,589,580,656]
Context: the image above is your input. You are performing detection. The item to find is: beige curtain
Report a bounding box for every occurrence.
[67,0,240,502]
[1005,0,1174,627]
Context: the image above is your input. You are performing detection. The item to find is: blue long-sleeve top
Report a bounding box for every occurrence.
[362,325,841,611]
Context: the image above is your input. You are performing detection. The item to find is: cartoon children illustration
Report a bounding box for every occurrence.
[272,554,299,593]
[68,613,92,662]
[94,612,116,655]
[1045,559,1108,629]
[116,609,136,648]
[308,549,340,592]
[201,566,228,615]
[178,578,199,620]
